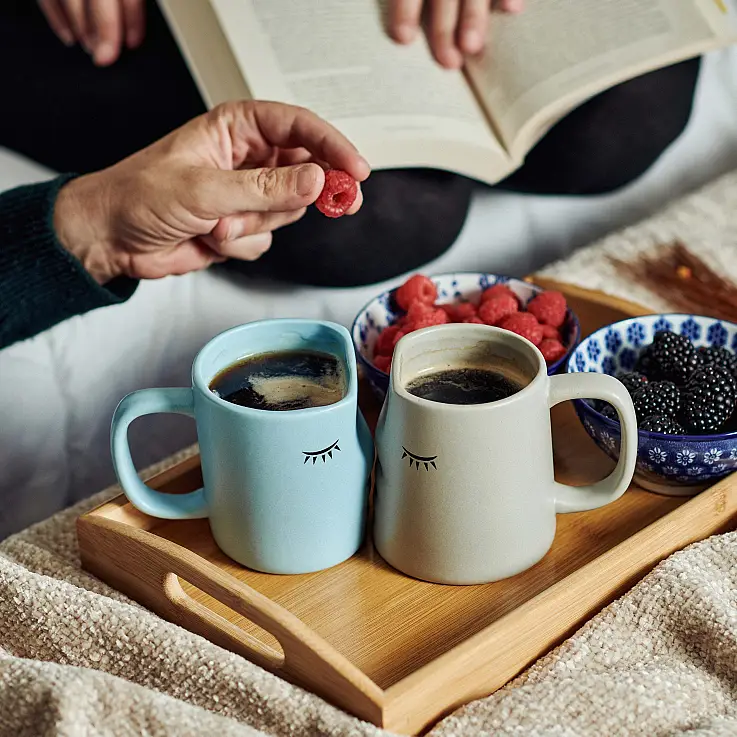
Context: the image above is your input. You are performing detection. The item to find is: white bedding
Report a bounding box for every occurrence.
[2,46,737,538]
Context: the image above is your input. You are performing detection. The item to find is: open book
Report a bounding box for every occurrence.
[159,0,736,186]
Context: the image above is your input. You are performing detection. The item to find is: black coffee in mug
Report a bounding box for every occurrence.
[405,366,524,405]
[209,350,345,411]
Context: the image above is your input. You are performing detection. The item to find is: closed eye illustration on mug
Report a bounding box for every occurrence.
[402,446,438,471]
[303,440,341,464]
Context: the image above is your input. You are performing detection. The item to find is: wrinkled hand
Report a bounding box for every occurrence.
[388,0,524,69]
[38,0,146,66]
[54,101,370,283]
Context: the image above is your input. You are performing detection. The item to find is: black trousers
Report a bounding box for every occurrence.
[1,0,701,287]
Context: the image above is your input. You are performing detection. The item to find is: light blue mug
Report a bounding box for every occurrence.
[110,319,374,574]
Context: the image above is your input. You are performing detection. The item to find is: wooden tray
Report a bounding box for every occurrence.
[77,282,737,735]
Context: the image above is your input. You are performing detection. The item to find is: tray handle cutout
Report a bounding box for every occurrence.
[97,522,386,722]
[165,573,285,669]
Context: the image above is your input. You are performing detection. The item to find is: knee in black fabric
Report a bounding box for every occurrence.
[501,57,702,196]
[0,0,205,173]
[225,169,475,287]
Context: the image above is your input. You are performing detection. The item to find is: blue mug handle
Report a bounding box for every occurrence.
[111,388,208,519]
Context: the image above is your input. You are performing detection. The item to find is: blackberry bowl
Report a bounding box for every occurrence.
[569,314,737,496]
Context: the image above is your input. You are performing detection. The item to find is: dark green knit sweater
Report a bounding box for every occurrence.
[0,175,137,349]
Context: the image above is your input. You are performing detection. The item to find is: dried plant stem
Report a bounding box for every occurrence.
[611,242,737,322]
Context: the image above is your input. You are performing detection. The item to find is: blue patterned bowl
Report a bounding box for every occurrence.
[569,314,737,496]
[352,273,581,400]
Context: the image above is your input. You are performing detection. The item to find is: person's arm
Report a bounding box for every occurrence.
[0,175,137,349]
[0,100,369,350]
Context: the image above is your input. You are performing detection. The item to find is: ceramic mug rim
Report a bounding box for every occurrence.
[191,318,358,419]
[391,324,547,411]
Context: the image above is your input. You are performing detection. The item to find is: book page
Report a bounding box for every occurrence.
[466,0,736,156]
[208,0,513,184]
[158,0,251,107]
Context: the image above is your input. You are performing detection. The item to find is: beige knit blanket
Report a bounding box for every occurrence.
[3,173,737,737]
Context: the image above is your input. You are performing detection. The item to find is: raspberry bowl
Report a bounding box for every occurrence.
[351,273,581,400]
[569,314,737,496]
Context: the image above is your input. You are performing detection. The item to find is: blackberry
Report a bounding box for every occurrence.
[600,403,619,421]
[615,371,648,396]
[648,330,700,385]
[698,346,737,378]
[635,345,655,377]
[639,415,685,435]
[632,381,680,421]
[680,366,737,434]
[699,363,735,380]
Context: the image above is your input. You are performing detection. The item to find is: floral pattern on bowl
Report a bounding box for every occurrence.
[352,273,581,400]
[568,314,737,496]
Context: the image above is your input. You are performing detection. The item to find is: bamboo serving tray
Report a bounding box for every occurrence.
[77,282,737,735]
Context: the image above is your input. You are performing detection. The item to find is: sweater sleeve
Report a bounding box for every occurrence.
[0,174,137,349]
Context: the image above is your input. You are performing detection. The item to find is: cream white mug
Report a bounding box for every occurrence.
[373,324,638,585]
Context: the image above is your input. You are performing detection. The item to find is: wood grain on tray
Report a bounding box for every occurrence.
[77,282,737,734]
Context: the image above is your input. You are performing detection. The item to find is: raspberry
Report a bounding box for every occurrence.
[442,302,477,322]
[539,338,566,363]
[406,307,450,331]
[463,317,485,324]
[498,312,543,345]
[396,275,438,311]
[406,300,435,323]
[375,324,405,356]
[373,354,392,374]
[541,324,560,340]
[480,284,518,305]
[478,294,518,326]
[526,291,567,328]
[315,170,357,218]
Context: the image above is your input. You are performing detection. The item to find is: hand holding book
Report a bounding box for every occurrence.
[387,0,525,69]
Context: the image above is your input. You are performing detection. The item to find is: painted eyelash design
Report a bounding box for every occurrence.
[303,440,341,464]
[402,447,437,471]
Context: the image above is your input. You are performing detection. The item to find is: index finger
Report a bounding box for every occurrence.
[388,0,424,44]
[88,0,123,66]
[215,101,371,183]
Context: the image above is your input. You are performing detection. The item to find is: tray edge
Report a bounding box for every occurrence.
[381,472,737,734]
[76,513,386,726]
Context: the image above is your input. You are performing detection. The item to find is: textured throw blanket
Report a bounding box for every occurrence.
[3,172,737,736]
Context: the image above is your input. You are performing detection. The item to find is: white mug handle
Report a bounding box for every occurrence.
[548,373,638,513]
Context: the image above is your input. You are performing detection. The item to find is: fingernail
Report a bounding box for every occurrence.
[296,165,318,196]
[503,0,524,12]
[127,30,143,49]
[93,42,116,66]
[461,30,482,53]
[441,49,464,69]
[59,30,75,47]
[395,24,416,43]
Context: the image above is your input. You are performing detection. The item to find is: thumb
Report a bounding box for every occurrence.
[195,163,325,217]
